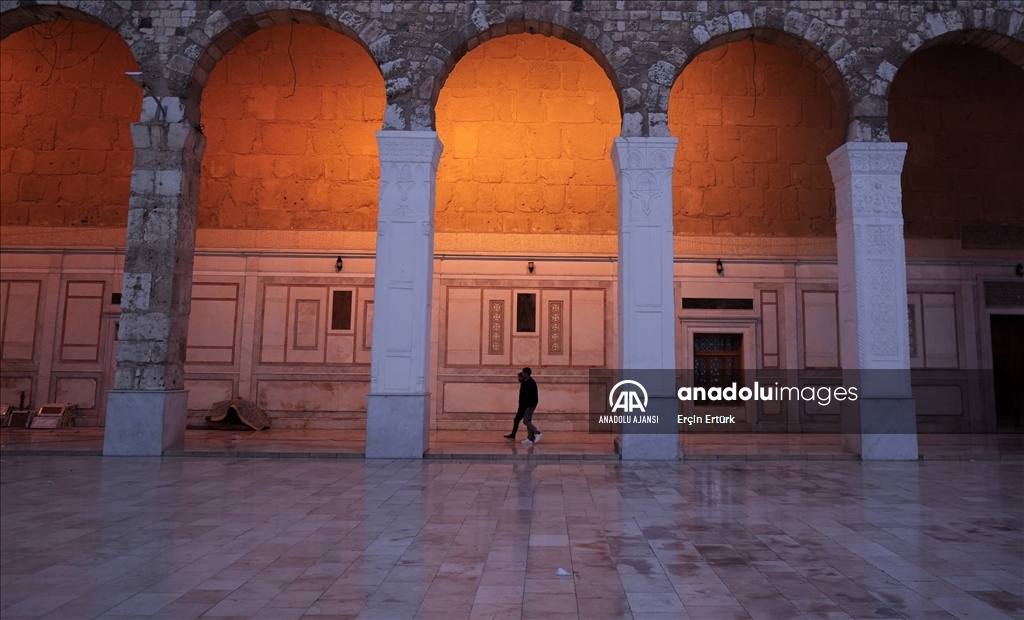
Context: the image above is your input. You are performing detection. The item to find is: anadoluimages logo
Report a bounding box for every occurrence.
[609,380,648,413]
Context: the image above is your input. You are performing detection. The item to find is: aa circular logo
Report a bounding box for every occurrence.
[609,380,648,413]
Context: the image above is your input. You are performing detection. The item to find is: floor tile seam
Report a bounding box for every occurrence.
[2,450,1016,462]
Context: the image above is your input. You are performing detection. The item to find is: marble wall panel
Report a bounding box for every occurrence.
[571,289,606,366]
[256,379,369,412]
[60,281,103,362]
[1,280,40,361]
[446,288,482,365]
[187,283,238,365]
[921,293,959,369]
[442,381,590,414]
[802,290,840,369]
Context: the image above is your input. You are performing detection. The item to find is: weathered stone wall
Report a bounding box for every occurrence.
[1,1,1022,236]
[889,44,1024,239]
[198,23,384,231]
[670,40,843,237]
[2,1,1021,140]
[435,34,619,234]
[0,21,139,226]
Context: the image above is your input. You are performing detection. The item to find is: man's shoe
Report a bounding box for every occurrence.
[533,433,543,443]
[503,434,515,440]
[521,439,533,446]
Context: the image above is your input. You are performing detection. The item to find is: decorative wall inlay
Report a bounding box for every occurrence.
[760,290,780,369]
[377,134,444,167]
[867,259,898,357]
[488,300,504,355]
[674,236,836,258]
[548,300,563,355]
[847,176,903,218]
[962,225,1024,249]
[293,299,320,351]
[984,281,1024,308]
[907,303,918,358]
[867,225,895,255]
[682,298,754,310]
[363,301,374,350]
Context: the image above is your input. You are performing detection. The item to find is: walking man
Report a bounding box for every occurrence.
[504,367,541,445]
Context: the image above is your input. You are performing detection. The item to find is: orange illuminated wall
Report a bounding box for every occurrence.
[669,41,843,237]
[435,34,620,234]
[0,21,140,227]
[889,45,1024,239]
[199,24,384,230]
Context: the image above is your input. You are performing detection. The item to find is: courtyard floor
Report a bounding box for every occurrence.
[0,456,1021,619]
[2,428,1022,461]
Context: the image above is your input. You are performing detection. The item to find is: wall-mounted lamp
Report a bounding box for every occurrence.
[335,257,343,272]
[528,261,536,274]
[716,259,724,276]
[1016,263,1023,278]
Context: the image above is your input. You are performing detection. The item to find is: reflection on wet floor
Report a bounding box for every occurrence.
[2,427,1021,461]
[0,456,1021,619]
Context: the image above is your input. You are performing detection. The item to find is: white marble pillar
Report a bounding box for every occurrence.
[104,118,204,456]
[365,131,443,458]
[611,137,680,460]
[827,142,918,460]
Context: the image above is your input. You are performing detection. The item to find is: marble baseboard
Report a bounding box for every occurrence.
[103,390,187,456]
[365,393,429,458]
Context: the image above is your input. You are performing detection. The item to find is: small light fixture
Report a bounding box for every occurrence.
[335,257,343,272]
[1016,263,1023,278]
[716,259,724,276]
[528,261,535,275]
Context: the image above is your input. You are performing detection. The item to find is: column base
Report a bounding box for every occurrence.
[103,390,187,456]
[366,394,429,458]
[619,434,679,460]
[841,397,918,460]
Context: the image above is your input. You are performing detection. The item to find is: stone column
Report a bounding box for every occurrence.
[365,131,443,458]
[827,142,918,460]
[611,137,680,460]
[103,120,205,456]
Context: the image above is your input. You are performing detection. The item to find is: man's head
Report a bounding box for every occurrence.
[522,367,532,377]
[517,371,524,382]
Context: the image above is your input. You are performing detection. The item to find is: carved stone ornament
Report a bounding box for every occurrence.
[866,258,899,357]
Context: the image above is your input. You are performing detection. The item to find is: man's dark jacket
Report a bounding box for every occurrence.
[519,377,538,408]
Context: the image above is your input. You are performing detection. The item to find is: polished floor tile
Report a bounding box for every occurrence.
[1,457,1021,619]
[3,428,1022,462]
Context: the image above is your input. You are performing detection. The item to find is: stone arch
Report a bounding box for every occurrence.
[177,8,383,125]
[892,8,1024,71]
[0,2,148,72]
[879,26,1024,108]
[427,18,621,133]
[888,40,1023,240]
[865,6,1024,138]
[0,3,130,41]
[1,12,142,227]
[662,23,854,141]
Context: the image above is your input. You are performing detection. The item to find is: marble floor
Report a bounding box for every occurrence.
[1,457,1021,619]
[2,428,1021,461]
